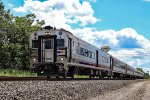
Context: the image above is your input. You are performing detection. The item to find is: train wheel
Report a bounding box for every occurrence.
[63,74,67,78]
[46,76,50,79]
[71,74,74,78]
[56,76,59,78]
[89,75,94,78]
[98,75,101,78]
[70,70,76,78]
[63,72,67,78]
[89,75,92,78]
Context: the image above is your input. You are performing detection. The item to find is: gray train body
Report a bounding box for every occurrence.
[29,27,144,78]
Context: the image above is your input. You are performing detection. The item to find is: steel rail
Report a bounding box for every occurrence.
[0,76,137,81]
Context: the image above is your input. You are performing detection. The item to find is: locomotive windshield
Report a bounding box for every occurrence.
[32,40,38,48]
[57,39,64,48]
[45,40,53,49]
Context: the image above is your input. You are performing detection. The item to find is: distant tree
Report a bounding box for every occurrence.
[137,68,144,73]
[144,72,149,78]
[137,67,150,78]
[0,0,45,69]
[13,14,45,69]
[0,0,14,68]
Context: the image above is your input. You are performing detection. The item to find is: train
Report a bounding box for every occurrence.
[29,26,144,78]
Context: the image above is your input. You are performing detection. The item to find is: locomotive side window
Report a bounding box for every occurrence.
[57,39,64,48]
[32,40,38,48]
[45,40,53,49]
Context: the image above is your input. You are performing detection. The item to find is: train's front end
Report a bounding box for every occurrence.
[29,27,68,78]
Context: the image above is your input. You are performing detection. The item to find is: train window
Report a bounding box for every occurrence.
[76,46,96,59]
[102,56,108,63]
[92,52,95,59]
[73,41,74,46]
[88,51,92,58]
[102,56,104,62]
[80,47,84,56]
[83,49,86,56]
[76,47,80,55]
[45,40,53,49]
[85,49,88,57]
[121,65,125,69]
[57,39,64,48]
[68,40,70,49]
[32,40,38,48]
[78,42,80,46]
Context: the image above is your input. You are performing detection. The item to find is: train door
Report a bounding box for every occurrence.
[125,65,127,77]
[110,57,113,77]
[42,38,54,62]
[68,38,72,62]
[38,36,57,63]
[110,57,113,70]
[96,50,98,67]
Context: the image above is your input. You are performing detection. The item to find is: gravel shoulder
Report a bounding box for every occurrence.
[0,80,145,100]
[90,80,149,100]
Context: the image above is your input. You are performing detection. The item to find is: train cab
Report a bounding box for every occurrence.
[29,28,70,78]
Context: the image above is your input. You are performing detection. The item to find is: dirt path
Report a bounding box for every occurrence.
[90,80,150,100]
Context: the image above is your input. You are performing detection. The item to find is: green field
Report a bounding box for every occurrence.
[0,69,37,77]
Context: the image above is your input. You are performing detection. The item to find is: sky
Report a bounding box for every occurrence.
[2,0,150,72]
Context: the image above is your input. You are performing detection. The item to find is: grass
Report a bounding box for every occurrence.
[0,69,37,77]
[74,75,89,78]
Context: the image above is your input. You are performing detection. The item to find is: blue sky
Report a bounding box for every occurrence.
[1,0,150,71]
[92,0,150,39]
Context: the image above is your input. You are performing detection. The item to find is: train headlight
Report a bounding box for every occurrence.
[60,57,64,61]
[41,71,43,73]
[45,32,51,35]
[33,57,37,62]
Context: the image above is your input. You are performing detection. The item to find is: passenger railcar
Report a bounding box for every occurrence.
[29,26,144,78]
[112,57,127,78]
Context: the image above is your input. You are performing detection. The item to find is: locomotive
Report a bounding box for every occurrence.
[29,26,144,78]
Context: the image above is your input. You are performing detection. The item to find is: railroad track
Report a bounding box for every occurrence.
[0,76,136,81]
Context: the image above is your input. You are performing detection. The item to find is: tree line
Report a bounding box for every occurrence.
[0,0,44,69]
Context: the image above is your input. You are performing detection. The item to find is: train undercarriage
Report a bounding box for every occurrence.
[33,64,141,79]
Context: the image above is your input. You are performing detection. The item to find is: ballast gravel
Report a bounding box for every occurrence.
[0,80,142,100]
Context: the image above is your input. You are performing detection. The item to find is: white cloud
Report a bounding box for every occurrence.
[8,3,14,8]
[14,0,99,28]
[143,0,150,2]
[72,28,150,49]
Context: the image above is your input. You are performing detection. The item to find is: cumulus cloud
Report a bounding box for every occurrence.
[72,28,150,49]
[143,0,150,2]
[8,3,14,8]
[14,0,99,28]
